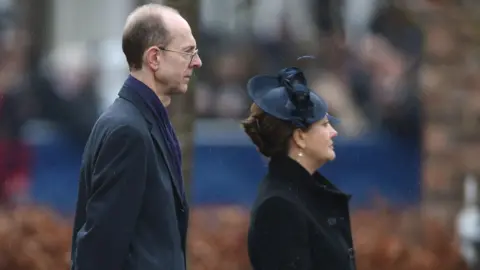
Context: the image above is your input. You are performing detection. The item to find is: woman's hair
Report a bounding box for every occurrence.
[241,103,298,157]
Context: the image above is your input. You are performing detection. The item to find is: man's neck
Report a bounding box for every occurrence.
[130,71,171,107]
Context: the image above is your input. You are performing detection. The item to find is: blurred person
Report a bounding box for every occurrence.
[347,6,423,139]
[251,0,319,69]
[242,66,356,269]
[213,51,249,118]
[349,32,421,138]
[311,0,337,36]
[70,4,202,270]
[311,71,370,137]
[30,43,101,146]
[0,19,32,205]
[0,89,30,204]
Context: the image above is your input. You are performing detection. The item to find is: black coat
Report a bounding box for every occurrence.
[248,155,356,270]
[71,82,188,270]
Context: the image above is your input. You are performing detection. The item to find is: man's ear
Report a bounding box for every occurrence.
[144,47,160,70]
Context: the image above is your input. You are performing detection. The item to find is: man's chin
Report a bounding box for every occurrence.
[171,86,189,95]
[179,83,190,93]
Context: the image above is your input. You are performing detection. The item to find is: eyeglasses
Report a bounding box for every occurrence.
[158,46,198,65]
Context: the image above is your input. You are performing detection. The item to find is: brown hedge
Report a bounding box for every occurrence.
[0,205,468,270]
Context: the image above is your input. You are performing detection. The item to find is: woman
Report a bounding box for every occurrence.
[241,66,356,269]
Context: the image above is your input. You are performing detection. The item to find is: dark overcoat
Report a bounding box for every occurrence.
[248,155,356,270]
[71,78,188,270]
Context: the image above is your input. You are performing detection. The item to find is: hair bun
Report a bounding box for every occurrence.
[242,117,272,157]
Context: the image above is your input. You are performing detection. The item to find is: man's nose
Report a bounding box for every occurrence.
[190,55,202,68]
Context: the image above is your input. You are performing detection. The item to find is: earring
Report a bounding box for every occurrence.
[298,152,303,157]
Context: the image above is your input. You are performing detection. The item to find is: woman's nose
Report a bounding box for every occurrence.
[330,128,338,138]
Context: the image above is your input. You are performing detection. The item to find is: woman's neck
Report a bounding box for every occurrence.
[287,153,325,175]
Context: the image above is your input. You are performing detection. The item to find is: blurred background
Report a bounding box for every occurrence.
[0,0,479,269]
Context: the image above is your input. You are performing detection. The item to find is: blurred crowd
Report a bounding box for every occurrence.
[0,4,100,204]
[195,2,423,140]
[0,0,424,203]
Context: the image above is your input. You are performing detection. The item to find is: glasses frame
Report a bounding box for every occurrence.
[158,46,198,65]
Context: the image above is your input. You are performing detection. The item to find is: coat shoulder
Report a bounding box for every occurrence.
[94,99,148,137]
[252,175,300,210]
[250,195,305,228]
[83,99,149,161]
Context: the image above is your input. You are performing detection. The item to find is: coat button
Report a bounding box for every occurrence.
[327,218,337,226]
[348,248,355,259]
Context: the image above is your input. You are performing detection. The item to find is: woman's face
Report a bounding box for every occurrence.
[294,116,338,165]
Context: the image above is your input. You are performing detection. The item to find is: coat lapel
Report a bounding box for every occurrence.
[150,124,185,204]
[118,84,185,207]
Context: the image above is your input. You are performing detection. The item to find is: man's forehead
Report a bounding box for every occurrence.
[172,32,196,47]
[162,10,188,32]
[165,16,196,48]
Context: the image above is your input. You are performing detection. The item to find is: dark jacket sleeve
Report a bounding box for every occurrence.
[248,197,313,270]
[74,124,147,270]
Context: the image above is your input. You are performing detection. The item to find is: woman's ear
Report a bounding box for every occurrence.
[292,129,307,150]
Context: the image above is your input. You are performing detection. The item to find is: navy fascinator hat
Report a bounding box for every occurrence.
[246,60,338,129]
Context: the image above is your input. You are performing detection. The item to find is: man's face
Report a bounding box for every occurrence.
[155,14,202,95]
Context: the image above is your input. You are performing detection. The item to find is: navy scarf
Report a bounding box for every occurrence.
[124,75,184,192]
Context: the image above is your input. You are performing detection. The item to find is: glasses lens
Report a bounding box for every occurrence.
[188,52,197,66]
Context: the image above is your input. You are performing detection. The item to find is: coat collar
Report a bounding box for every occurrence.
[118,76,157,125]
[117,76,186,206]
[268,155,351,198]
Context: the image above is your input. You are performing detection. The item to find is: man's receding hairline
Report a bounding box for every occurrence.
[123,4,179,34]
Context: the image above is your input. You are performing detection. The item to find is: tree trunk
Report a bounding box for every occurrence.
[163,0,199,200]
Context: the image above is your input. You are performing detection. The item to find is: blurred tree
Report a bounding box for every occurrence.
[163,0,198,200]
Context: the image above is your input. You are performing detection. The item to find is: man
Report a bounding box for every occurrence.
[70,4,202,270]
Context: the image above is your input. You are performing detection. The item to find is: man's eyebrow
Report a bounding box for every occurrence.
[182,45,196,51]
